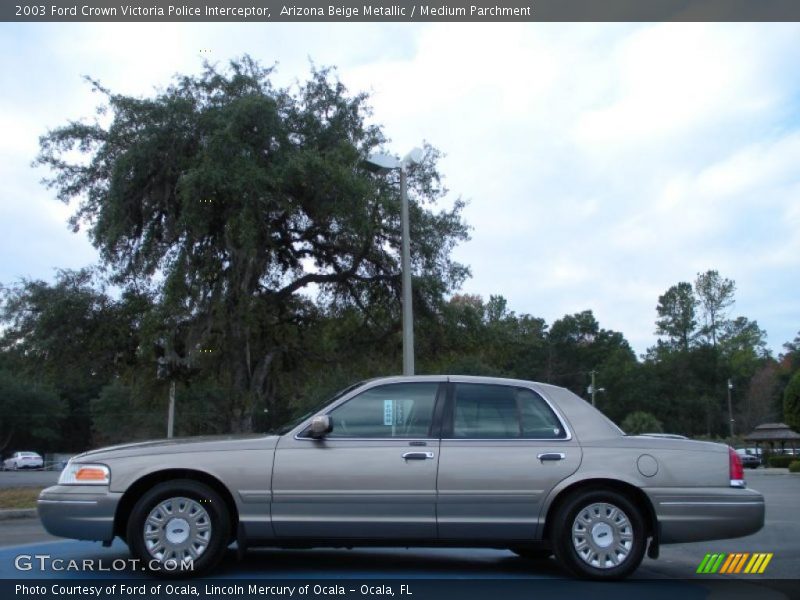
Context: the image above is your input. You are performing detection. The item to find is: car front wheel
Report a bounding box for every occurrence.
[126,479,231,576]
[551,489,646,580]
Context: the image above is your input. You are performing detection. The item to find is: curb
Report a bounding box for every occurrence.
[0,509,37,521]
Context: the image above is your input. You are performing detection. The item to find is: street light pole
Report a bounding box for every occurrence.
[727,379,735,438]
[365,147,423,376]
[167,380,176,438]
[587,370,605,407]
[399,165,414,376]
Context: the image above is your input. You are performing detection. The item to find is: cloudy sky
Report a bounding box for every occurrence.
[1,22,798,356]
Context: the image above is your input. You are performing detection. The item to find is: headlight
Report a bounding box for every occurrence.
[58,463,110,485]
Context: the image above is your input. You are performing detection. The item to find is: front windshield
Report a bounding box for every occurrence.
[268,380,367,435]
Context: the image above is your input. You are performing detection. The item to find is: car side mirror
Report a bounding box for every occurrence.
[308,415,333,439]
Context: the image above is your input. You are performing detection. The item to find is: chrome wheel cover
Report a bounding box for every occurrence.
[571,502,633,569]
[143,496,212,563]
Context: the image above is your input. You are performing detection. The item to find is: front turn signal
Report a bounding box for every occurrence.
[58,463,111,485]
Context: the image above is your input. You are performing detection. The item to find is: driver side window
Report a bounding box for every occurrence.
[327,383,439,438]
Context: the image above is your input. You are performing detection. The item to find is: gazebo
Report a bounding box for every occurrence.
[743,422,800,455]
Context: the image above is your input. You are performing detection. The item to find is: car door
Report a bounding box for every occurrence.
[272,379,444,540]
[437,379,581,541]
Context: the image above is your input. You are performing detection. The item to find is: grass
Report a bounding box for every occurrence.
[0,487,43,510]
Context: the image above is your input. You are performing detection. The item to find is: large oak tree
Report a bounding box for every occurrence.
[37,57,469,431]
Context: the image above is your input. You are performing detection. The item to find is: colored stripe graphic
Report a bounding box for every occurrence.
[700,553,718,573]
[720,553,737,573]
[710,553,726,573]
[733,553,750,573]
[719,554,736,573]
[725,553,738,573]
[697,554,713,573]
[744,554,761,573]
[699,553,773,575]
[758,553,773,573]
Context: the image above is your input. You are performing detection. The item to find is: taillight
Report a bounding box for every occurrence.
[729,447,745,488]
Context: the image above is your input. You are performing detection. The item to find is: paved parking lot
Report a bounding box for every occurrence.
[0,471,797,594]
[0,470,58,489]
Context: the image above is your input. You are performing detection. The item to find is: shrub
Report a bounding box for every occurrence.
[621,411,663,435]
[789,460,800,473]
[784,370,800,432]
[768,455,794,468]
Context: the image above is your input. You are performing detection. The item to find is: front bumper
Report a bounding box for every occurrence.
[647,486,765,543]
[37,485,122,542]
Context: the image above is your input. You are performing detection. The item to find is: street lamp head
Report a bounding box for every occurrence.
[364,152,401,173]
[365,147,423,173]
[402,147,424,166]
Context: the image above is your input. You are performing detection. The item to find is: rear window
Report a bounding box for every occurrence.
[450,384,566,439]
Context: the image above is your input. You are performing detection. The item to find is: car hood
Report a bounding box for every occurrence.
[72,433,279,461]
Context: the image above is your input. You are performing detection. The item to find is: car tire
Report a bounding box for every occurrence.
[126,479,231,577]
[511,548,552,561]
[551,489,646,580]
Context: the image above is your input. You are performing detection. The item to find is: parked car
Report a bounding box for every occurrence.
[3,451,44,470]
[735,448,761,469]
[38,376,765,580]
[740,446,763,457]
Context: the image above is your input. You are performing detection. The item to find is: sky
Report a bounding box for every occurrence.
[0,22,798,357]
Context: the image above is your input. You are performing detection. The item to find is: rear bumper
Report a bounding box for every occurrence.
[37,485,121,542]
[647,487,765,543]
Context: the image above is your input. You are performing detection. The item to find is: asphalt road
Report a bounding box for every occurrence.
[0,470,58,489]
[0,471,797,596]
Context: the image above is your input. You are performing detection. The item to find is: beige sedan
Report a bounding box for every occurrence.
[38,375,764,579]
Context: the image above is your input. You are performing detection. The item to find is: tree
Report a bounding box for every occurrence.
[0,270,150,448]
[543,310,640,420]
[742,363,780,433]
[780,331,800,375]
[719,316,769,381]
[784,370,800,432]
[694,270,736,348]
[36,57,469,431]
[620,411,663,435]
[655,282,696,351]
[90,381,161,445]
[0,369,64,453]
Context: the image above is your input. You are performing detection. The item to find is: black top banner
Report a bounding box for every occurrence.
[4,0,800,22]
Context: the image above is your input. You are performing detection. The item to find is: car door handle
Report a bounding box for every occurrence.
[402,451,435,460]
[537,452,566,462]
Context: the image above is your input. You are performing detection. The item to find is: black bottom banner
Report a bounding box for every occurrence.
[4,579,800,600]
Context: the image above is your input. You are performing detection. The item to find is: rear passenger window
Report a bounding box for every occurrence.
[451,384,566,439]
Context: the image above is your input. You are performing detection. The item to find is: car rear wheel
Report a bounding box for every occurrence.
[126,479,231,576]
[551,489,646,580]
